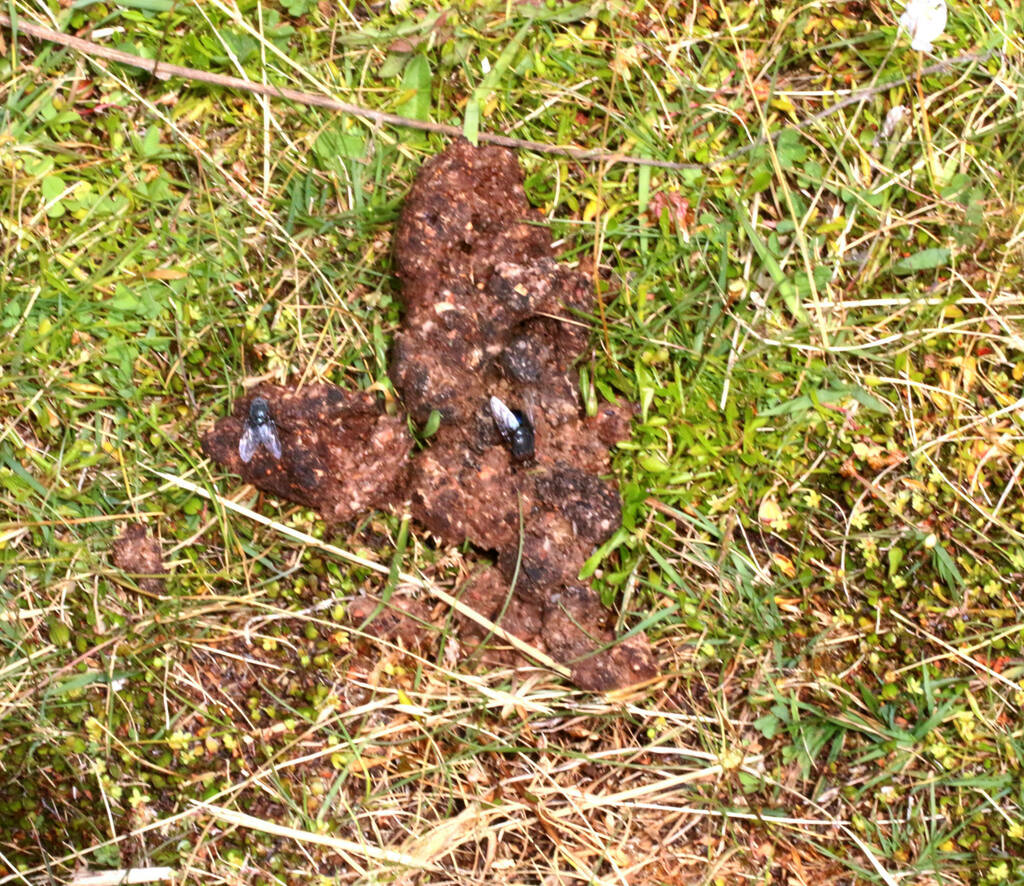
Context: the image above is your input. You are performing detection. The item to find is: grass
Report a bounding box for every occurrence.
[2,0,1024,882]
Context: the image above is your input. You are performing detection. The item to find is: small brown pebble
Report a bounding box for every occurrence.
[111,524,166,593]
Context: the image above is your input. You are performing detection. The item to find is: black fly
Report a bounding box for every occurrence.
[489,395,534,462]
[238,396,282,463]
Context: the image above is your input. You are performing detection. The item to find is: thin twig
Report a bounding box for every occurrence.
[0,12,687,170]
[0,12,999,173]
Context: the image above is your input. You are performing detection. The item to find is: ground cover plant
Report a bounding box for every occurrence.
[2,1,1023,883]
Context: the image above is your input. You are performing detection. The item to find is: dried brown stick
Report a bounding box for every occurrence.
[0,12,693,171]
[1,13,999,174]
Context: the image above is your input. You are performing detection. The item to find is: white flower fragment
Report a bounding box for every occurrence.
[875,104,910,145]
[899,0,948,52]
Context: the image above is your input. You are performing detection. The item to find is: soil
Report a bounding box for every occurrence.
[201,140,657,691]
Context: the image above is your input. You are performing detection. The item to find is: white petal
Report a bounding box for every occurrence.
[880,104,909,140]
[899,0,947,52]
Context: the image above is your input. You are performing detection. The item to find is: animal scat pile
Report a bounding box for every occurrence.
[202,140,657,691]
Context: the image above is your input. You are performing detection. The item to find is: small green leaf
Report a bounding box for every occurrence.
[931,542,963,593]
[638,453,669,473]
[888,546,905,577]
[892,247,950,275]
[421,409,442,438]
[776,129,807,170]
[41,175,66,201]
[140,125,162,158]
[313,127,365,167]
[753,712,782,739]
[111,286,140,313]
[48,620,71,646]
[759,386,890,418]
[846,388,891,414]
[397,54,432,122]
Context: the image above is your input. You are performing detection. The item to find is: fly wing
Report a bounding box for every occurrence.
[238,423,260,463]
[489,395,520,436]
[257,420,282,459]
[522,389,536,424]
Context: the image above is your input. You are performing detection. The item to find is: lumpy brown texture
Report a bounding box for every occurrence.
[201,385,413,524]
[202,141,657,691]
[111,524,166,593]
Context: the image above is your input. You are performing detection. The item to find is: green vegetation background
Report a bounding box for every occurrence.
[2,1,1023,883]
